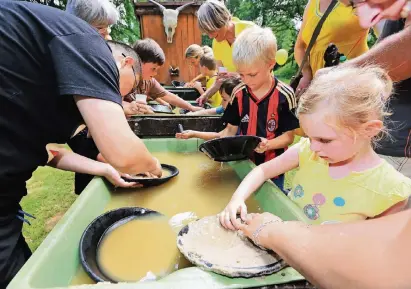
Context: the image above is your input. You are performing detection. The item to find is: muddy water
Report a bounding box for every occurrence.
[70,152,260,285]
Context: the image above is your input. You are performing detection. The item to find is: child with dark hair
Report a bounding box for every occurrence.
[187,54,224,108]
[129,38,202,113]
[185,75,242,116]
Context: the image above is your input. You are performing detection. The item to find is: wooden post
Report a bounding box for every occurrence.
[134,2,204,85]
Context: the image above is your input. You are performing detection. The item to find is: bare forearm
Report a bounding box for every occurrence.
[192,131,221,140]
[189,108,218,116]
[75,97,157,175]
[231,166,267,201]
[190,74,205,83]
[265,211,411,289]
[345,25,411,81]
[48,149,107,176]
[162,93,192,110]
[201,82,221,101]
[232,148,298,201]
[195,86,206,95]
[267,131,295,150]
[294,45,306,68]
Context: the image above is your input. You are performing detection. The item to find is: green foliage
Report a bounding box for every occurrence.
[24,0,140,45]
[201,34,213,47]
[226,0,304,59]
[22,166,76,251]
[367,29,378,47]
[111,0,141,44]
[275,62,298,82]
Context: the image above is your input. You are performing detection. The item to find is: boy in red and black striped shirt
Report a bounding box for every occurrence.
[222,26,300,190]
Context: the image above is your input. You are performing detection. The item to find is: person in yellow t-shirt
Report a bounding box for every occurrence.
[188,54,222,107]
[195,0,254,105]
[218,65,411,229]
[294,0,369,97]
[183,44,214,87]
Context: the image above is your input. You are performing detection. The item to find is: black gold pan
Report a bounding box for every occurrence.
[121,164,179,187]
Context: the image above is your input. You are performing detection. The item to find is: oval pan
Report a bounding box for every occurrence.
[199,136,261,162]
[121,164,179,187]
[149,104,174,114]
[177,223,287,278]
[79,207,163,283]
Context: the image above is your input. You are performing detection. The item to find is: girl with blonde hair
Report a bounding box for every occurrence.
[184,44,213,86]
[220,65,411,229]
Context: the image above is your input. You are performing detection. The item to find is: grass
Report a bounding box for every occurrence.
[21,167,77,251]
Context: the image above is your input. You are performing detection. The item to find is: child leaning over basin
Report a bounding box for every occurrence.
[177,26,300,190]
[180,75,241,117]
[186,54,223,107]
[184,44,214,86]
[220,65,411,229]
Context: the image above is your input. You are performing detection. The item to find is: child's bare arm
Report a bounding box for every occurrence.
[187,107,218,116]
[186,74,206,85]
[47,147,140,188]
[220,143,301,230]
[192,81,205,95]
[176,124,237,141]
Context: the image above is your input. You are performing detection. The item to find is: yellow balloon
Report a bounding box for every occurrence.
[276,49,288,66]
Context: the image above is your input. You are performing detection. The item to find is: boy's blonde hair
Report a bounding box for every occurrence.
[297,66,393,142]
[185,44,213,59]
[197,0,231,34]
[232,26,277,68]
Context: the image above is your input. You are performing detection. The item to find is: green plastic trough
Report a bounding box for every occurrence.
[8,138,310,289]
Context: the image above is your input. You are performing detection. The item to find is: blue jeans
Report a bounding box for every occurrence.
[271,174,286,194]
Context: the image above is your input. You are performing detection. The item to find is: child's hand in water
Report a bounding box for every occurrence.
[176,130,195,139]
[219,197,248,231]
[255,138,269,153]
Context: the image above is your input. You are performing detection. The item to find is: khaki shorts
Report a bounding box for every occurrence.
[379,155,411,209]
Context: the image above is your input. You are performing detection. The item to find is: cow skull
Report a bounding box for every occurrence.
[148,0,195,43]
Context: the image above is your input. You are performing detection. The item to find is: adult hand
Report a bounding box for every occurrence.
[238,212,283,249]
[184,82,195,88]
[176,130,195,139]
[103,164,142,188]
[196,95,208,106]
[148,157,162,178]
[219,197,248,230]
[192,81,203,91]
[124,101,154,115]
[255,138,269,153]
[295,75,312,98]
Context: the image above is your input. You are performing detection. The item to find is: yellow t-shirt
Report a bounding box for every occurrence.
[301,0,369,75]
[288,138,411,225]
[206,75,222,107]
[212,18,255,72]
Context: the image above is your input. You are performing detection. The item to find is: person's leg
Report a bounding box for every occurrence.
[379,155,411,208]
[0,212,31,289]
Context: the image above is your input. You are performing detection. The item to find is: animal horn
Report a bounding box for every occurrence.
[148,0,166,12]
[176,1,195,12]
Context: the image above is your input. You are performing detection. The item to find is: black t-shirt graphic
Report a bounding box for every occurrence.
[0,1,122,212]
